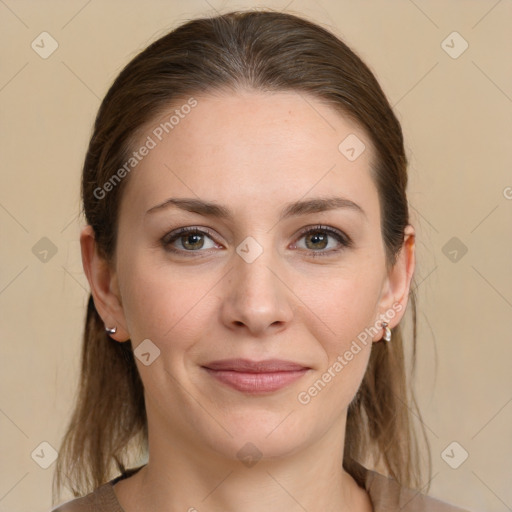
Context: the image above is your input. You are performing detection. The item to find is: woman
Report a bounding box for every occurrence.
[51,10,470,512]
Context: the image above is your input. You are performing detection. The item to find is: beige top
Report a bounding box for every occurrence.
[51,462,471,512]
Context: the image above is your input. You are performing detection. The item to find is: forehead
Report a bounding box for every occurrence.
[119,89,379,222]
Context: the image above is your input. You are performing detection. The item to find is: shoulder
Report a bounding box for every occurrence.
[50,465,144,512]
[50,482,122,512]
[364,466,471,512]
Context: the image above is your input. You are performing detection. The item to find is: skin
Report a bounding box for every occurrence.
[81,89,415,512]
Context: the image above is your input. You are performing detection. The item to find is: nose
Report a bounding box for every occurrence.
[219,242,294,337]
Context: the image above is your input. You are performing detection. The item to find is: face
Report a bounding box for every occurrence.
[88,89,413,464]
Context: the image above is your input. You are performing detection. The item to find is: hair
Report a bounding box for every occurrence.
[53,9,430,504]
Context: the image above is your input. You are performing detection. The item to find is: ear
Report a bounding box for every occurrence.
[80,225,130,342]
[372,224,415,341]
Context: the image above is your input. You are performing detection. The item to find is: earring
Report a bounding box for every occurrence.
[105,326,117,335]
[381,322,391,342]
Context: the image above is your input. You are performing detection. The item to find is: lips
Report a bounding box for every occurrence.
[204,358,308,372]
[202,358,310,393]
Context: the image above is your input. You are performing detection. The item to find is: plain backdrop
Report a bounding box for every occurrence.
[1,1,511,511]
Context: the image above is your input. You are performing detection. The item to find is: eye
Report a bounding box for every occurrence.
[292,225,352,257]
[162,227,220,254]
[161,224,352,257]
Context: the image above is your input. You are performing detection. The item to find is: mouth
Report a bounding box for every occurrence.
[202,358,311,394]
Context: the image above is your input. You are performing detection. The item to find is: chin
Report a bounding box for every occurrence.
[198,408,316,463]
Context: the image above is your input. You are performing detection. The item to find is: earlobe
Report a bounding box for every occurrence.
[373,225,416,341]
[80,225,130,342]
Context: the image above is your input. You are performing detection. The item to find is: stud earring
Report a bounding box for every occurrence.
[381,322,391,342]
[105,326,117,335]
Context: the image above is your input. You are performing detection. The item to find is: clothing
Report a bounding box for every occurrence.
[51,462,470,512]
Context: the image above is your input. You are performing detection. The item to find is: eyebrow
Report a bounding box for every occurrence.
[146,196,366,221]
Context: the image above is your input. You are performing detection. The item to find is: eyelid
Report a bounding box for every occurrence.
[161,226,221,250]
[161,224,352,256]
[291,224,353,257]
[294,224,352,248]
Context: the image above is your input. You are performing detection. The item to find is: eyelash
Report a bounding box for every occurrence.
[161,224,353,258]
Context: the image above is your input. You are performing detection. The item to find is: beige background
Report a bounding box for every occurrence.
[1,1,511,511]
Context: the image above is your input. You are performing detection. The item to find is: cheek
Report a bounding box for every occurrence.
[301,265,384,352]
[118,254,218,347]
[296,274,380,414]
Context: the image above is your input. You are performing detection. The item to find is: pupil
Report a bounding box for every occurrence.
[183,233,203,249]
[307,232,327,250]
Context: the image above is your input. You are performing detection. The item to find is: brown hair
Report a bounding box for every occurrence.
[53,9,430,503]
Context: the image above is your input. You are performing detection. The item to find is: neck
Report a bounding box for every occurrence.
[115,412,372,512]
